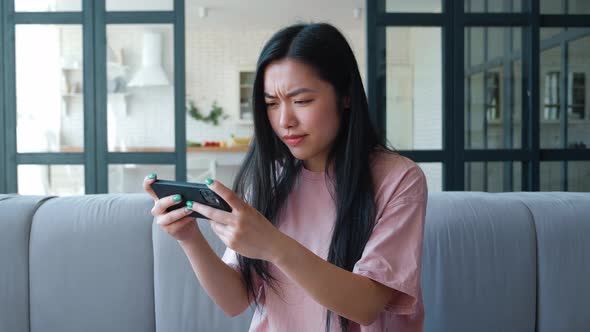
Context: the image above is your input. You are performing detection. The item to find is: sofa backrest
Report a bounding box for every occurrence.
[1,192,589,332]
[503,192,590,332]
[0,195,50,332]
[28,194,155,332]
[0,193,252,332]
[421,192,538,331]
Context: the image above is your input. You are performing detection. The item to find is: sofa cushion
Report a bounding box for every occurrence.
[0,195,51,332]
[28,194,155,332]
[421,192,537,332]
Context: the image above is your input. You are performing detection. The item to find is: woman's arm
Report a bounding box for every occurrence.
[269,233,395,326]
[143,176,251,318]
[188,179,404,324]
[179,234,251,317]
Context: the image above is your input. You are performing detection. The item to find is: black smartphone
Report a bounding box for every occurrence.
[150,179,232,220]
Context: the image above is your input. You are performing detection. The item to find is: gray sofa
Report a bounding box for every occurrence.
[1,192,589,332]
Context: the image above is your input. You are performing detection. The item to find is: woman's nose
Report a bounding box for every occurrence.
[279,104,297,128]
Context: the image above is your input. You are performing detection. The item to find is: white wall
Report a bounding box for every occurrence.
[411,28,443,150]
[386,27,443,191]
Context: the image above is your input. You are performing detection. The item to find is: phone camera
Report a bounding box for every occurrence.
[200,190,220,207]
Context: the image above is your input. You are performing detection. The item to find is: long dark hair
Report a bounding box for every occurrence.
[231,22,396,332]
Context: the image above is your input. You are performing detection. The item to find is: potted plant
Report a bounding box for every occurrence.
[186,100,228,126]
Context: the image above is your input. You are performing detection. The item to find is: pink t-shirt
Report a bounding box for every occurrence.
[223,150,428,331]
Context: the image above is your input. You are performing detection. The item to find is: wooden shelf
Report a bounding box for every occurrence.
[188,146,249,152]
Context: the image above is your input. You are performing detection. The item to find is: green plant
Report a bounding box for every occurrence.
[186,100,228,126]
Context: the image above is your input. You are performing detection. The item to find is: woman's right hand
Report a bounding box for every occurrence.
[143,173,200,243]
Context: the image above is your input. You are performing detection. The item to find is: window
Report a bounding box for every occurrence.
[543,71,586,121]
[368,0,590,191]
[1,1,185,194]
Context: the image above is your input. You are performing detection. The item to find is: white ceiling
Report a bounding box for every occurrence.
[185,0,366,30]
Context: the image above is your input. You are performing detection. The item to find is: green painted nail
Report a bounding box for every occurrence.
[205,178,213,185]
[186,200,193,208]
[148,173,157,179]
[173,194,182,202]
[185,206,192,212]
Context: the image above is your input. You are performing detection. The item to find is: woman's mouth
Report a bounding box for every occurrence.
[284,135,307,147]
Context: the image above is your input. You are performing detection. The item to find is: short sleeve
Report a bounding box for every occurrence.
[221,246,240,269]
[352,170,427,315]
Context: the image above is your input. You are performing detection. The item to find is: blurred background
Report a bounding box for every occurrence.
[0,0,588,195]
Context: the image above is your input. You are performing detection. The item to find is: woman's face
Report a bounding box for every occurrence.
[264,58,342,172]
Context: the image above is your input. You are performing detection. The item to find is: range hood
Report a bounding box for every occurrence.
[127,32,170,87]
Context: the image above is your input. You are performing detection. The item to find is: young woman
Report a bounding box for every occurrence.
[144,23,428,332]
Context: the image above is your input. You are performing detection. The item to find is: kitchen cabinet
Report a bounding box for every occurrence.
[238,69,255,125]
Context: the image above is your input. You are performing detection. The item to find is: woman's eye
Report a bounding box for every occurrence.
[266,102,277,107]
[295,99,312,105]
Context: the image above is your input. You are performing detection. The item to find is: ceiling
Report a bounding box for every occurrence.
[185,0,366,30]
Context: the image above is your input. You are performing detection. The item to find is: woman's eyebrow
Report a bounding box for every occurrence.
[264,88,316,99]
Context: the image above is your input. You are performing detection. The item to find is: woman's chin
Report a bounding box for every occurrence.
[286,146,311,160]
[288,149,307,160]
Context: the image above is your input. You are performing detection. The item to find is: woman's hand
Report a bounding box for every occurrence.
[143,173,200,243]
[189,178,285,262]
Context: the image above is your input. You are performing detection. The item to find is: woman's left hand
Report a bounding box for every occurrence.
[189,179,284,262]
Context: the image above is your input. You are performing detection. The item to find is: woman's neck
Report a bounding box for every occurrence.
[302,159,334,173]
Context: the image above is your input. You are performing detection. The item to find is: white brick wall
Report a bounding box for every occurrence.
[59,24,365,148]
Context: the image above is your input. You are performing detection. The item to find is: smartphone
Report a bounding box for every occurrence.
[150,179,232,220]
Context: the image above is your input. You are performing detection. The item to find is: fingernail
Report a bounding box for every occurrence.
[186,200,193,208]
[148,173,157,179]
[173,194,182,202]
[205,178,213,185]
[185,206,192,212]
